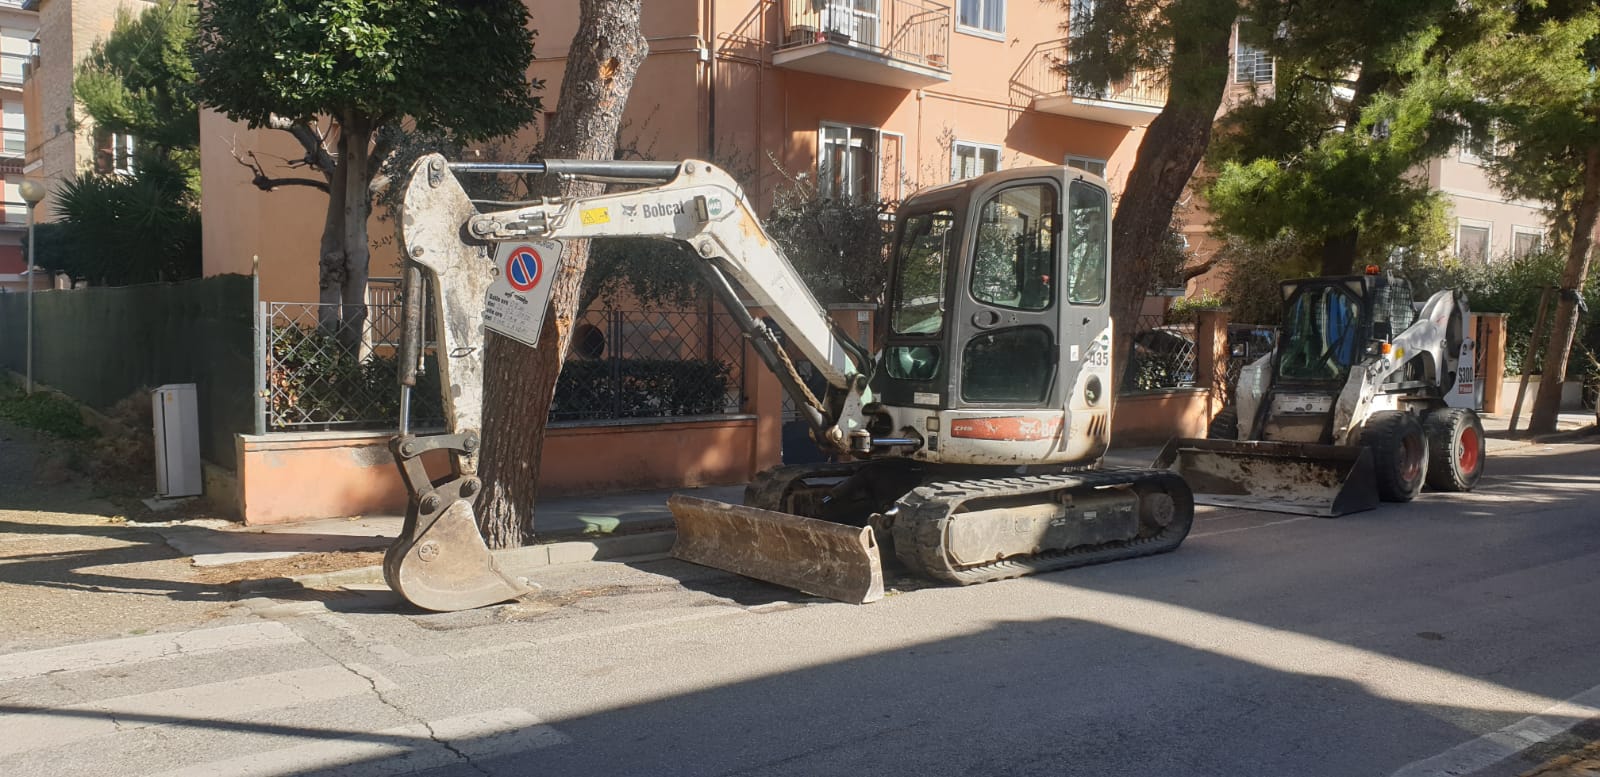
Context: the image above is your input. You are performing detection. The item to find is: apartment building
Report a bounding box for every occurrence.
[0,0,35,293]
[201,0,1172,301]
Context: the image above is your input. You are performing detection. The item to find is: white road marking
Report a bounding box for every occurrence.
[147,707,571,777]
[1387,682,1600,777]
[1190,516,1313,538]
[0,622,303,682]
[0,664,393,756]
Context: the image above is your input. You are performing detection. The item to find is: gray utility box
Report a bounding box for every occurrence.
[152,383,202,498]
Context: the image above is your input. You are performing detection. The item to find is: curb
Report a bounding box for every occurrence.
[235,527,678,595]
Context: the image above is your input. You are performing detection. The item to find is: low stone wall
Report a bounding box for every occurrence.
[1111,389,1211,448]
[232,416,771,526]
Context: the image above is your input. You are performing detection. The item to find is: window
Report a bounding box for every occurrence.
[111,132,135,175]
[1069,0,1094,38]
[819,123,879,202]
[1065,155,1107,178]
[2,100,21,155]
[1456,221,1490,264]
[958,0,1004,35]
[972,183,1057,311]
[1067,181,1109,305]
[1459,125,1498,165]
[890,208,958,335]
[1512,227,1543,260]
[818,0,881,48]
[1279,285,1363,381]
[951,141,1001,181]
[962,327,1054,402]
[1234,28,1274,83]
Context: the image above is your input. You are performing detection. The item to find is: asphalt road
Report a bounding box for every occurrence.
[3,441,1599,777]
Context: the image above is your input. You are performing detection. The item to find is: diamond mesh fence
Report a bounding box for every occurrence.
[1122,313,1198,393]
[263,298,745,431]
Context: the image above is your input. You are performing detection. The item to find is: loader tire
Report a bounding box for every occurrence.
[1423,408,1485,492]
[1207,407,1239,441]
[1359,411,1428,503]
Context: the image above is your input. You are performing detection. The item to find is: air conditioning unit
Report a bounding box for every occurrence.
[152,383,202,498]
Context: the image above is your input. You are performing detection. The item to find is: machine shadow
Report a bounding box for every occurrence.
[202,617,1540,777]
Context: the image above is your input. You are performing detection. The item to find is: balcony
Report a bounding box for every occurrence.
[774,0,951,90]
[1012,39,1167,127]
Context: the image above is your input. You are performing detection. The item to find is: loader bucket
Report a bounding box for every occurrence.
[384,500,539,612]
[667,495,884,604]
[1153,438,1379,517]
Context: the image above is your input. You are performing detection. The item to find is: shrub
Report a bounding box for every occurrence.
[553,359,733,421]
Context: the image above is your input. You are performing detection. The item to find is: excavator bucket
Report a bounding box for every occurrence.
[1153,439,1379,517]
[667,495,884,604]
[383,500,538,612]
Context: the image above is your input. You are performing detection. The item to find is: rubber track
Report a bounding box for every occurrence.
[744,461,867,515]
[891,468,1195,585]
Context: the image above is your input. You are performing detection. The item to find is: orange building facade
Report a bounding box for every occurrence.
[200,0,1201,523]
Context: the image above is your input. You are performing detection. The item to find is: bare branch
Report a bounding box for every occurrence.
[1180,254,1221,281]
[267,114,337,177]
[230,141,331,193]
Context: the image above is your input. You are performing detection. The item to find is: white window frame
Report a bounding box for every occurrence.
[1511,226,1544,260]
[951,140,1003,182]
[1455,218,1492,264]
[1233,24,1274,84]
[818,122,881,202]
[956,0,1005,39]
[880,130,906,202]
[1064,154,1108,179]
[111,132,136,175]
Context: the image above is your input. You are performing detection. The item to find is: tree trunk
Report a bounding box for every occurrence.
[316,131,349,331]
[338,112,374,352]
[1528,142,1600,434]
[476,0,648,548]
[1320,229,1360,276]
[1108,2,1235,390]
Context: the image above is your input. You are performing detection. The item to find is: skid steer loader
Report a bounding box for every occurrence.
[381,154,1195,611]
[1155,269,1486,516]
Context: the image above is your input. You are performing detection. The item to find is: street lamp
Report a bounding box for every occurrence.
[18,178,45,395]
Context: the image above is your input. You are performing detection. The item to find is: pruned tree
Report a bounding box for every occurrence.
[192,0,541,336]
[475,0,649,548]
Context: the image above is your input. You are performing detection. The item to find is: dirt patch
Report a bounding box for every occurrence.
[190,550,386,586]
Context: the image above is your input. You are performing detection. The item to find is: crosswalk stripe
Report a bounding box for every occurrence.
[146,707,571,777]
[0,664,391,757]
[0,622,304,682]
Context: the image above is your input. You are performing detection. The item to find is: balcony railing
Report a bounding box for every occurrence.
[775,0,951,89]
[1012,39,1168,125]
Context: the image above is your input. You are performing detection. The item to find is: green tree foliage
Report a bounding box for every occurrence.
[36,2,202,285]
[193,0,541,335]
[1204,1,1488,278]
[765,173,894,306]
[1455,2,1600,431]
[73,1,200,193]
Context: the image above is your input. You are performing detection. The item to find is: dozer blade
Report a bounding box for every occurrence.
[384,500,538,612]
[667,495,884,604]
[1153,438,1379,517]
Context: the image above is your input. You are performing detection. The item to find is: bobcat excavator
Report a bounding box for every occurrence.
[383,153,1194,612]
[1155,271,1486,516]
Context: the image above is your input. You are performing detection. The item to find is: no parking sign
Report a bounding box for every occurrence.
[484,240,563,349]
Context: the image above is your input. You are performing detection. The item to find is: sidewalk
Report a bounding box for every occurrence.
[156,408,1595,591]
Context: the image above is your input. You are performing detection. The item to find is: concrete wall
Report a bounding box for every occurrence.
[1429,154,1549,262]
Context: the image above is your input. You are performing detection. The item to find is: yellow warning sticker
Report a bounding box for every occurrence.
[581,207,610,225]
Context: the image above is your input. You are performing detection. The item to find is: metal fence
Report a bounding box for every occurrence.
[261,299,746,431]
[554,307,746,423]
[1123,314,1198,393]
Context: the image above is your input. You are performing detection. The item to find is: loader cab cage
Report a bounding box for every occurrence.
[1274,274,1417,385]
